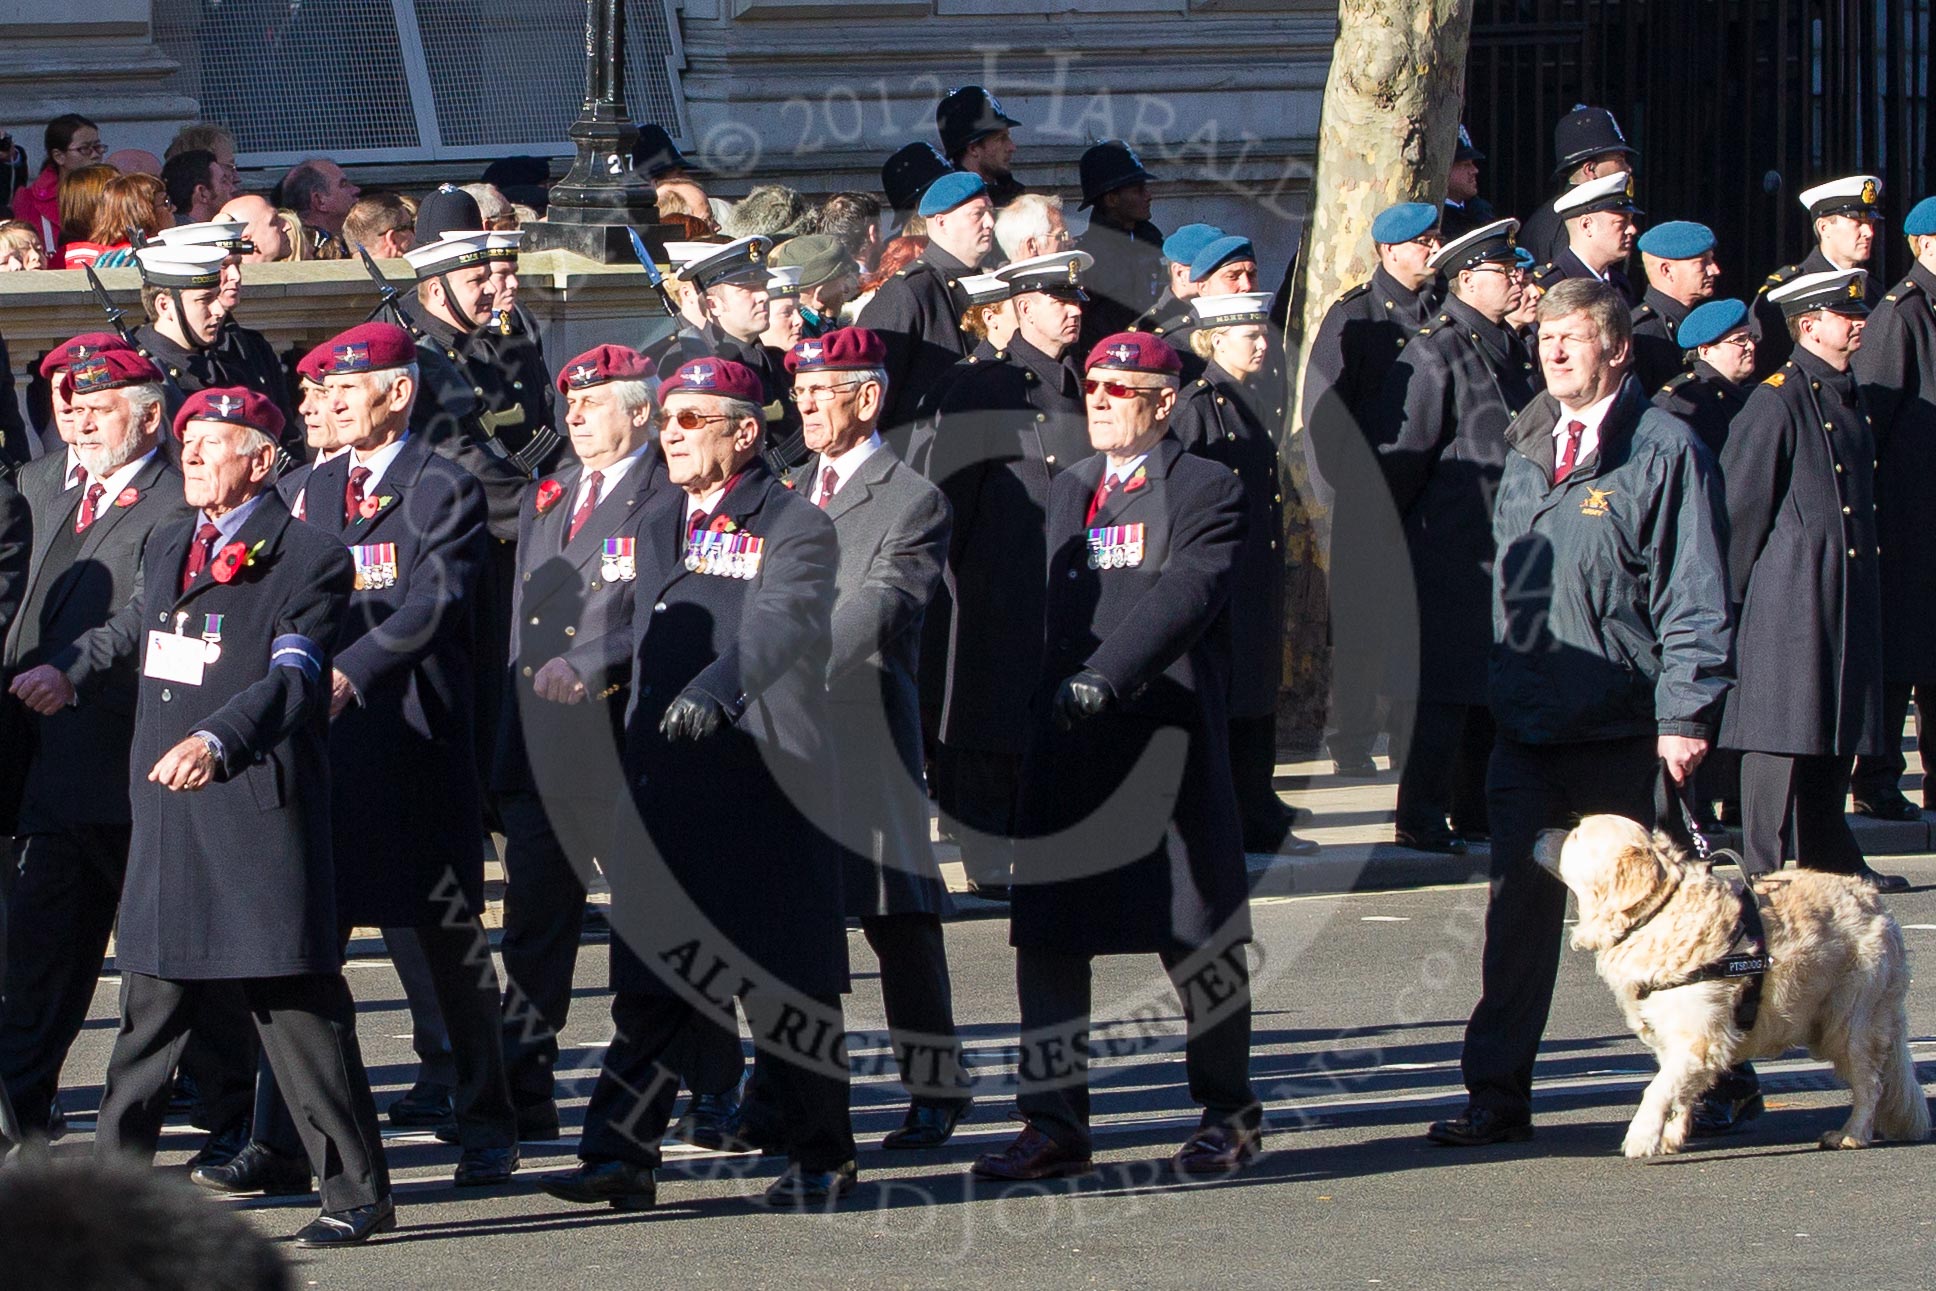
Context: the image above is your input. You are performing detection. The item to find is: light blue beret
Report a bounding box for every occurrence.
[1636,220,1715,260]
[1189,234,1256,283]
[1161,223,1222,265]
[917,170,988,218]
[1677,298,1750,350]
[1371,202,1438,245]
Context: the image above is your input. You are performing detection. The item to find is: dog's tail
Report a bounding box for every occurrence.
[1875,1000,1932,1143]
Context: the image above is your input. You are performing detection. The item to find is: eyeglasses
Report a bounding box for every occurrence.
[790,379,866,405]
[662,408,734,430]
[1083,379,1164,400]
[1467,263,1528,280]
[1711,334,1756,351]
[67,142,107,157]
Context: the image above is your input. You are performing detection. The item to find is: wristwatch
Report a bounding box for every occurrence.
[192,731,224,764]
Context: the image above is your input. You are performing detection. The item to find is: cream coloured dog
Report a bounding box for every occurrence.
[1536,814,1929,1158]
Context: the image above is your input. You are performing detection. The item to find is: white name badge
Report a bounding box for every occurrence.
[144,630,207,686]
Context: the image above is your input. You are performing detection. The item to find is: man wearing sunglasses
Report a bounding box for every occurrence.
[1369,218,1540,856]
[1751,174,1885,379]
[974,330,1261,1181]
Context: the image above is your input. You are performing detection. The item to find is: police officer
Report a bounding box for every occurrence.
[1371,218,1538,853]
[1301,202,1445,778]
[1751,175,1885,379]
[1850,198,1936,821]
[1441,126,1495,240]
[1074,140,1163,344]
[1722,269,1905,892]
[81,387,393,1247]
[1653,297,1756,458]
[1529,170,1639,306]
[879,140,955,232]
[859,171,992,440]
[972,331,1262,1181]
[1630,221,1722,393]
[1172,292,1317,855]
[1516,106,1639,267]
[928,251,1093,898]
[1129,223,1222,340]
[936,85,1024,209]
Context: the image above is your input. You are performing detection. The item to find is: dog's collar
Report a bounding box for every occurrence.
[1605,866,1683,949]
[1635,885,1773,1030]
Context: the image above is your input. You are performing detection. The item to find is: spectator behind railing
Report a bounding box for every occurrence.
[69,173,174,269]
[0,220,47,271]
[11,113,102,258]
[218,194,296,264]
[344,192,416,259]
[54,162,116,269]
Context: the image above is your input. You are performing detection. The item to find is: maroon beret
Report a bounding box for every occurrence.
[660,356,764,404]
[1084,331,1183,376]
[313,321,417,375]
[173,386,287,443]
[294,340,331,385]
[61,348,164,398]
[557,344,655,394]
[39,332,135,380]
[783,326,886,374]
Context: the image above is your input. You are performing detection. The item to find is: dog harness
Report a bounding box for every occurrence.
[1634,884,1771,1030]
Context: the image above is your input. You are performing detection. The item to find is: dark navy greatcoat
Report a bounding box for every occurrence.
[1852,260,1936,683]
[1169,361,1286,719]
[67,491,351,978]
[299,434,490,926]
[1013,436,1249,957]
[857,242,978,439]
[1629,286,1692,396]
[568,461,848,997]
[1749,247,1883,381]
[1653,360,1748,460]
[1720,348,1884,756]
[927,336,1091,756]
[1370,294,1538,705]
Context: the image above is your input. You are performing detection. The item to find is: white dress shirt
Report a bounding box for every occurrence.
[347,434,410,494]
[572,445,648,516]
[813,432,883,505]
[1553,387,1620,468]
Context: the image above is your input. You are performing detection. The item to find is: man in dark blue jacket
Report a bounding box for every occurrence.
[1426,278,1732,1148]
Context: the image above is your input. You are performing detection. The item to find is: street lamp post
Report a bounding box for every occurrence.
[526,0,663,264]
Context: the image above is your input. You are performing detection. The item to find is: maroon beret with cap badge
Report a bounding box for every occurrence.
[173,385,287,442]
[311,322,418,375]
[1083,331,1182,376]
[660,356,764,404]
[783,326,887,374]
[557,344,656,394]
[61,348,165,398]
[39,332,135,380]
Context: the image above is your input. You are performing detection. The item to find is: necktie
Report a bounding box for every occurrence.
[1555,420,1585,483]
[67,463,85,491]
[344,464,372,523]
[817,466,839,508]
[686,509,708,543]
[1086,472,1118,525]
[74,482,105,533]
[181,522,221,592]
[567,470,603,543]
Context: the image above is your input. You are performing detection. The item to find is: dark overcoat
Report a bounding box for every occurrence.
[68,492,352,978]
[1750,247,1882,381]
[1170,361,1286,718]
[809,444,954,918]
[927,336,1090,754]
[1012,436,1249,957]
[299,434,490,925]
[857,243,978,438]
[1370,294,1537,705]
[568,462,849,997]
[1720,347,1884,755]
[1653,360,1748,460]
[464,304,565,475]
[1852,261,1936,683]
[1629,287,1692,396]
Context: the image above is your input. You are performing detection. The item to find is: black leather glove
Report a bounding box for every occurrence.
[658,688,728,743]
[1052,669,1115,731]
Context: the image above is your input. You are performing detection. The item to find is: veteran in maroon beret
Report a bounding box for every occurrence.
[538,355,857,1211]
[1,346,195,1146]
[68,385,395,1246]
[489,343,671,1139]
[973,331,1264,1182]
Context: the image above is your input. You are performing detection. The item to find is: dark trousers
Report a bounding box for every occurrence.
[1462,735,1657,1117]
[1852,680,1930,807]
[496,790,593,1110]
[259,914,517,1153]
[1395,703,1493,837]
[174,985,260,1131]
[96,971,388,1212]
[935,743,1020,888]
[1015,942,1260,1154]
[579,988,854,1172]
[1326,645,1383,766]
[861,914,969,1106]
[1737,751,1865,878]
[383,927,456,1090]
[0,825,127,1132]
[1229,713,1292,846]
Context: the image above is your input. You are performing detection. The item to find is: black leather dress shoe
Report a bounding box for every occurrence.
[538,1160,657,1211]
[191,1141,316,1196]
[386,1080,455,1128]
[718,1099,788,1155]
[1691,1089,1765,1137]
[516,1101,562,1142]
[965,881,1012,902]
[882,1100,972,1150]
[1332,757,1379,778]
[1278,831,1321,857]
[668,1089,743,1150]
[1859,866,1913,894]
[756,1160,857,1208]
[169,1072,200,1114]
[971,1125,1095,1180]
[184,1116,251,1169]
[293,1197,396,1248]
[1170,1122,1262,1175]
[1425,1105,1533,1147]
[454,1144,520,1187]
[1394,829,1467,856]
[1853,796,1923,822]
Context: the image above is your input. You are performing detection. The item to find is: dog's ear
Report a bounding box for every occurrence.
[1572,844,1666,951]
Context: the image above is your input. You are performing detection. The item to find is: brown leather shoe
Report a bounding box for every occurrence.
[1170,1122,1262,1175]
[970,1125,1094,1181]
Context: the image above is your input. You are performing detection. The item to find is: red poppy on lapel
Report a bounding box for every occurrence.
[210,542,249,584]
[1122,465,1148,494]
[708,514,738,534]
[534,479,565,514]
[114,487,140,508]
[358,493,391,522]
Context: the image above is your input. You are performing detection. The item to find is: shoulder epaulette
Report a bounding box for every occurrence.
[1762,371,1786,388]
[1662,371,1696,394]
[1335,281,1372,306]
[1632,303,1656,322]
[1531,263,1559,284]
